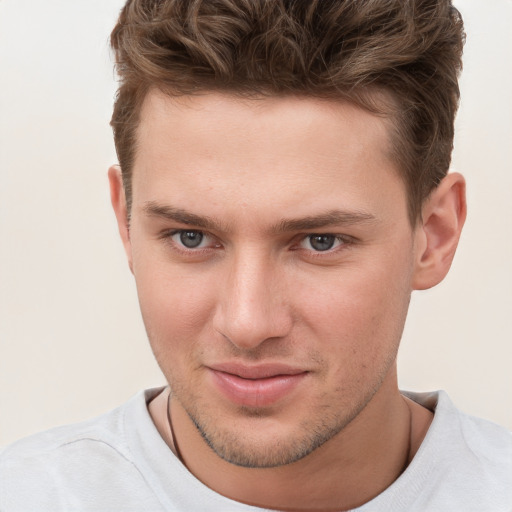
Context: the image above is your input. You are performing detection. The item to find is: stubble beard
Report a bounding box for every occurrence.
[171,384,380,469]
[157,327,403,469]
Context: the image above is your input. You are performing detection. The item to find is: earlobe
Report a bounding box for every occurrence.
[108,165,133,273]
[412,173,467,290]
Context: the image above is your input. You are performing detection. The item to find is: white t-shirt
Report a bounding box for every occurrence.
[1,388,511,511]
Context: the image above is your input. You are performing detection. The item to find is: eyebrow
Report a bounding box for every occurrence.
[270,210,377,233]
[142,201,377,234]
[142,202,227,231]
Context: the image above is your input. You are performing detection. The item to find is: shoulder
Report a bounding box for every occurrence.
[402,390,512,509]
[409,389,512,455]
[0,389,165,511]
[457,404,512,460]
[1,397,129,465]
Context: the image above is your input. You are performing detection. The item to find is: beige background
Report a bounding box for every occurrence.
[1,0,511,447]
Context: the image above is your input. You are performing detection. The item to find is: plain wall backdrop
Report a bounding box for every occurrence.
[0,0,511,447]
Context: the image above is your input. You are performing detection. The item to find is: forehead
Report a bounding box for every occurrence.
[136,89,392,161]
[132,90,406,224]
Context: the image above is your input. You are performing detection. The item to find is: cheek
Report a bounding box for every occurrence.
[293,252,413,362]
[133,256,218,355]
[295,281,409,400]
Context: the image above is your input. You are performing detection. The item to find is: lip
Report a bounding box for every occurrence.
[207,363,308,407]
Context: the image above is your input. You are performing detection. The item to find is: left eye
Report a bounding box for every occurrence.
[171,230,209,249]
[300,234,344,252]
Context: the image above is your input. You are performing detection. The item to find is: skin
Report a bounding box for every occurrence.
[110,90,466,511]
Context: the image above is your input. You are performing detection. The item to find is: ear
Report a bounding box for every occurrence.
[412,172,467,290]
[108,165,133,273]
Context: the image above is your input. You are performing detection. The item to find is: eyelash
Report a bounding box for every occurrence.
[160,229,354,257]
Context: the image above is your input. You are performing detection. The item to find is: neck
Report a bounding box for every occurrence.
[150,373,432,511]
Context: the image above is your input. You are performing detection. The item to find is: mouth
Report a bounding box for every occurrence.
[207,363,309,407]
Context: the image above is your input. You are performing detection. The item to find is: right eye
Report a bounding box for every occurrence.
[170,230,210,249]
[298,233,347,252]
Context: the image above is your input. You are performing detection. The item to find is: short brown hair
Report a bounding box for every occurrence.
[110,0,465,223]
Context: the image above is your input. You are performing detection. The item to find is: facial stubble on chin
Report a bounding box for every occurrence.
[178,391,376,469]
[165,349,399,469]
[161,325,403,468]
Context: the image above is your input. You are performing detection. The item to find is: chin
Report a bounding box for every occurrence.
[185,401,356,469]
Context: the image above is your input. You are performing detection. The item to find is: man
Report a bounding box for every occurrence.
[1,1,511,510]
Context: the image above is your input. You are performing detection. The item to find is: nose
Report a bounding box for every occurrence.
[212,249,293,351]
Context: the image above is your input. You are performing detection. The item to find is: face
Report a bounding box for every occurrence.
[119,91,420,468]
